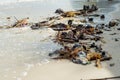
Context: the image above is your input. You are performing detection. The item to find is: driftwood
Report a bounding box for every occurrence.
[59,39,77,43]
[31,20,55,30]
[61,11,81,17]
[50,23,69,31]
[100,57,112,61]
[89,76,120,80]
[52,56,70,60]
[95,59,102,68]
[13,17,29,27]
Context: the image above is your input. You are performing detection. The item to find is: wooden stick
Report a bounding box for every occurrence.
[89,76,120,80]
[14,16,19,22]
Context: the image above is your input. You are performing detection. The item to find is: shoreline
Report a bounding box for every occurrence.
[0,0,73,24]
[109,3,120,19]
[0,0,119,27]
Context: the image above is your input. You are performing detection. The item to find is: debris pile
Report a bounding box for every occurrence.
[1,4,120,68]
[47,5,120,68]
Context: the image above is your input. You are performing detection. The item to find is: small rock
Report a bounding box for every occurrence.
[6,17,11,19]
[109,21,119,27]
[115,38,119,42]
[110,63,115,67]
[55,8,64,14]
[88,17,94,22]
[68,20,73,26]
[100,14,105,19]
[110,33,117,35]
[117,28,120,30]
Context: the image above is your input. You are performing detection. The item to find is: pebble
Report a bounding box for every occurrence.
[110,63,115,67]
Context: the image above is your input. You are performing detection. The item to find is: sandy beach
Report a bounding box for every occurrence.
[23,1,120,80]
[0,0,120,80]
[23,26,120,80]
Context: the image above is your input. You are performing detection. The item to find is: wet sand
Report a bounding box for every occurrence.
[110,3,120,19]
[0,0,73,25]
[23,60,114,80]
[23,28,120,80]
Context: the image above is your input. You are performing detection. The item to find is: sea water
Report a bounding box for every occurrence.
[0,0,120,80]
